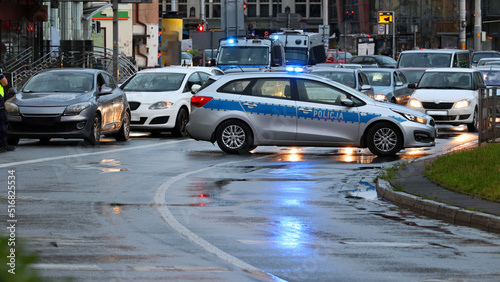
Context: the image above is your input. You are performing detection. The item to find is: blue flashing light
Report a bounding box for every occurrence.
[228,38,235,44]
[273,35,279,41]
[286,66,305,73]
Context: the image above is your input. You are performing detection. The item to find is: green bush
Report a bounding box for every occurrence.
[0,235,40,282]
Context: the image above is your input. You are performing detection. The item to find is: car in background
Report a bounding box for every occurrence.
[476,66,500,87]
[181,52,193,66]
[307,67,374,96]
[186,72,436,156]
[361,68,413,105]
[397,67,428,84]
[325,50,353,64]
[397,49,470,68]
[476,66,500,124]
[347,55,397,68]
[407,68,485,132]
[471,51,500,67]
[121,66,220,137]
[477,58,500,67]
[5,68,130,145]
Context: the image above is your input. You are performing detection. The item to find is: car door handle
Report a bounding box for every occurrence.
[298,107,313,113]
[243,102,258,108]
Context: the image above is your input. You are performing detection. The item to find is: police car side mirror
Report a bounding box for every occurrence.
[341,98,354,107]
[361,85,371,91]
[191,84,201,94]
[396,81,403,87]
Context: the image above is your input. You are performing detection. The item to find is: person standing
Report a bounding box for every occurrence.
[0,68,15,153]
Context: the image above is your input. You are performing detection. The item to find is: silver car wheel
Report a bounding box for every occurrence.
[373,127,397,152]
[222,124,246,149]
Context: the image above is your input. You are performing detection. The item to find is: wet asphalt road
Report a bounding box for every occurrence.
[1,127,499,281]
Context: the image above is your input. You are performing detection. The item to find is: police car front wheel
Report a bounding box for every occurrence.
[216,120,254,154]
[366,122,403,156]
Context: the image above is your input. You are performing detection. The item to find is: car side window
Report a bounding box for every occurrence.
[184,73,202,92]
[102,73,117,89]
[218,79,252,94]
[397,71,408,84]
[297,79,347,106]
[199,72,210,84]
[359,72,369,86]
[350,57,363,64]
[250,79,292,99]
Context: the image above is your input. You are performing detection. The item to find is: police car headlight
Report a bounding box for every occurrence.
[373,94,387,101]
[5,102,19,116]
[394,110,427,124]
[408,98,422,108]
[454,99,470,109]
[64,102,91,115]
[149,101,173,110]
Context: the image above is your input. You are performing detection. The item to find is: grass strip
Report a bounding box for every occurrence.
[425,143,500,202]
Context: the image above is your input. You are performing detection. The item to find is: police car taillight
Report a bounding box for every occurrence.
[191,96,213,107]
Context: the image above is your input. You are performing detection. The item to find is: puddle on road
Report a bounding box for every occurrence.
[74,159,129,173]
[374,211,454,235]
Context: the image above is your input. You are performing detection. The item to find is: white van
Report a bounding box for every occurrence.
[397,49,470,68]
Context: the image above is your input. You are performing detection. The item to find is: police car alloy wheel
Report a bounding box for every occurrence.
[216,120,254,154]
[366,122,403,156]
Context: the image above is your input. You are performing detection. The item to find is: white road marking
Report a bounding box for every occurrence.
[154,157,286,282]
[130,266,230,272]
[0,140,185,169]
[340,241,428,247]
[29,264,102,271]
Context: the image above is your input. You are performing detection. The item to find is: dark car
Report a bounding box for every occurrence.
[347,55,397,68]
[5,68,130,145]
[471,51,500,67]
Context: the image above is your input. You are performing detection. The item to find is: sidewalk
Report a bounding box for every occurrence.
[376,157,500,234]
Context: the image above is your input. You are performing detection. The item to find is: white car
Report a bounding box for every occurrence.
[121,66,221,136]
[407,68,485,132]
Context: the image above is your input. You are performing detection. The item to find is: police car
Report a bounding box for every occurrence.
[186,72,436,156]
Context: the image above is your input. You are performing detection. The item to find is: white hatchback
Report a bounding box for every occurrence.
[121,66,221,136]
[407,68,485,132]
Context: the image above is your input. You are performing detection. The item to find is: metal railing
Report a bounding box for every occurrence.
[9,47,137,89]
[478,87,500,144]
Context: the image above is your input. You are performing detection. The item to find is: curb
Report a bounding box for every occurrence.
[376,179,500,234]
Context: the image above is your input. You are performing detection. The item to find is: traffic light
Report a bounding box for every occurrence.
[196,24,205,32]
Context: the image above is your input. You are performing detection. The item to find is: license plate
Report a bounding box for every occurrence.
[426,110,447,116]
[131,115,141,122]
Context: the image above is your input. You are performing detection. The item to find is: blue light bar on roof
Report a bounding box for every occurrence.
[286,66,304,73]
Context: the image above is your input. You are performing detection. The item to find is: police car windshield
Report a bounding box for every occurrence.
[217,47,269,65]
[121,73,186,92]
[23,72,94,93]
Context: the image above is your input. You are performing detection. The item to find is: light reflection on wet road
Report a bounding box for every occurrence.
[2,127,498,281]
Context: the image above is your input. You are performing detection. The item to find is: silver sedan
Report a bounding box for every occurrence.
[187,72,436,156]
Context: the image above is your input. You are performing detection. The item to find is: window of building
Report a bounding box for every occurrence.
[247,5,257,17]
[260,4,270,17]
[310,0,321,18]
[190,7,195,17]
